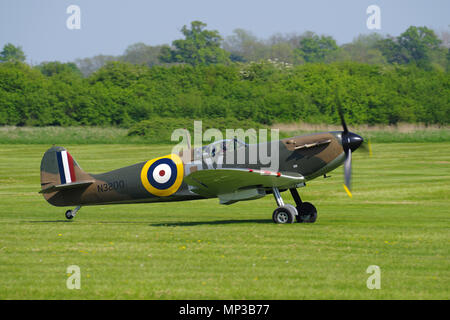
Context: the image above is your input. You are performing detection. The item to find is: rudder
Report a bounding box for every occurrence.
[40,146,81,188]
[40,147,94,206]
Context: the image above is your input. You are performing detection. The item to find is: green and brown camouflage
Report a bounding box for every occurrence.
[39,130,363,212]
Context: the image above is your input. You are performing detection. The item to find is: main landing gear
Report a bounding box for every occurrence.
[65,206,81,220]
[272,187,317,224]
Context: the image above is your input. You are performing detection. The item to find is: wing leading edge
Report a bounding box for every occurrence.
[184,168,304,204]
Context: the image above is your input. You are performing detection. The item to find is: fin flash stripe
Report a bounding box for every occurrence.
[56,150,76,184]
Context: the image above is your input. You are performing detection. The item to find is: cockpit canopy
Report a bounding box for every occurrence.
[194,138,247,159]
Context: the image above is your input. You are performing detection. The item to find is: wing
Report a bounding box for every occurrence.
[184,168,304,200]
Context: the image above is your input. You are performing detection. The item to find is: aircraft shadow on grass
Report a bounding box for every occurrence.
[150,219,273,227]
[23,219,273,226]
[24,220,74,223]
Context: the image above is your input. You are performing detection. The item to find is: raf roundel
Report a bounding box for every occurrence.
[140,154,184,196]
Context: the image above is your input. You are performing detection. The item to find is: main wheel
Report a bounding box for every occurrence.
[65,210,74,220]
[272,206,296,224]
[296,202,317,223]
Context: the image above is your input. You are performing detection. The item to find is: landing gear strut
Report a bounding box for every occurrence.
[271,187,317,224]
[272,187,296,224]
[65,206,81,220]
[290,188,317,223]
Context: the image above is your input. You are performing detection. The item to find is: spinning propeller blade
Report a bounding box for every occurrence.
[359,139,373,157]
[343,148,352,197]
[336,94,364,197]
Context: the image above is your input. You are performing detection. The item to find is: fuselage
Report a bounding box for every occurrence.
[43,131,347,207]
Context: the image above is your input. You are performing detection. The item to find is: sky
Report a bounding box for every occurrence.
[0,0,448,64]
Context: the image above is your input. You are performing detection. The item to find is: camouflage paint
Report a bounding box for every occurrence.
[40,131,347,207]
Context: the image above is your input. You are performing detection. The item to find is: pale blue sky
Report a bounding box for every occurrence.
[0,0,448,63]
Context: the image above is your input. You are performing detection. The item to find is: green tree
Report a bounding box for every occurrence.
[159,21,230,66]
[0,43,26,62]
[36,61,82,77]
[398,26,441,69]
[121,43,163,67]
[75,54,117,77]
[336,34,387,64]
[223,29,267,62]
[378,26,442,69]
[295,32,338,63]
[376,36,407,64]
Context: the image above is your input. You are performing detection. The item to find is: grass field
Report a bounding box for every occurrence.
[0,142,449,299]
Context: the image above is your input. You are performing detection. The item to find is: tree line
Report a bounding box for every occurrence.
[0,22,448,127]
[77,22,449,75]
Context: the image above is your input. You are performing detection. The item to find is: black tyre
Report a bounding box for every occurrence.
[65,210,74,220]
[296,202,317,223]
[272,206,296,224]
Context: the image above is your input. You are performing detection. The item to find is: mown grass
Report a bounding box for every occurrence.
[0,126,139,145]
[0,143,449,299]
[1,125,449,145]
[275,122,450,143]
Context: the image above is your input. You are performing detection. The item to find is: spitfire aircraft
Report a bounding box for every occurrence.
[40,112,366,224]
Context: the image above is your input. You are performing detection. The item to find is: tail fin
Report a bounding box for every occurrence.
[40,147,94,200]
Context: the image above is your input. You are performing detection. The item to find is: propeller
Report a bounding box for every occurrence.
[336,95,364,198]
[359,139,373,157]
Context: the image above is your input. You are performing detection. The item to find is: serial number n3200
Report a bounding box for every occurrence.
[97,180,125,193]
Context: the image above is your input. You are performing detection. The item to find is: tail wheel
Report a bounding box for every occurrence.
[65,210,74,220]
[65,206,81,220]
[296,202,317,223]
[272,206,296,224]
